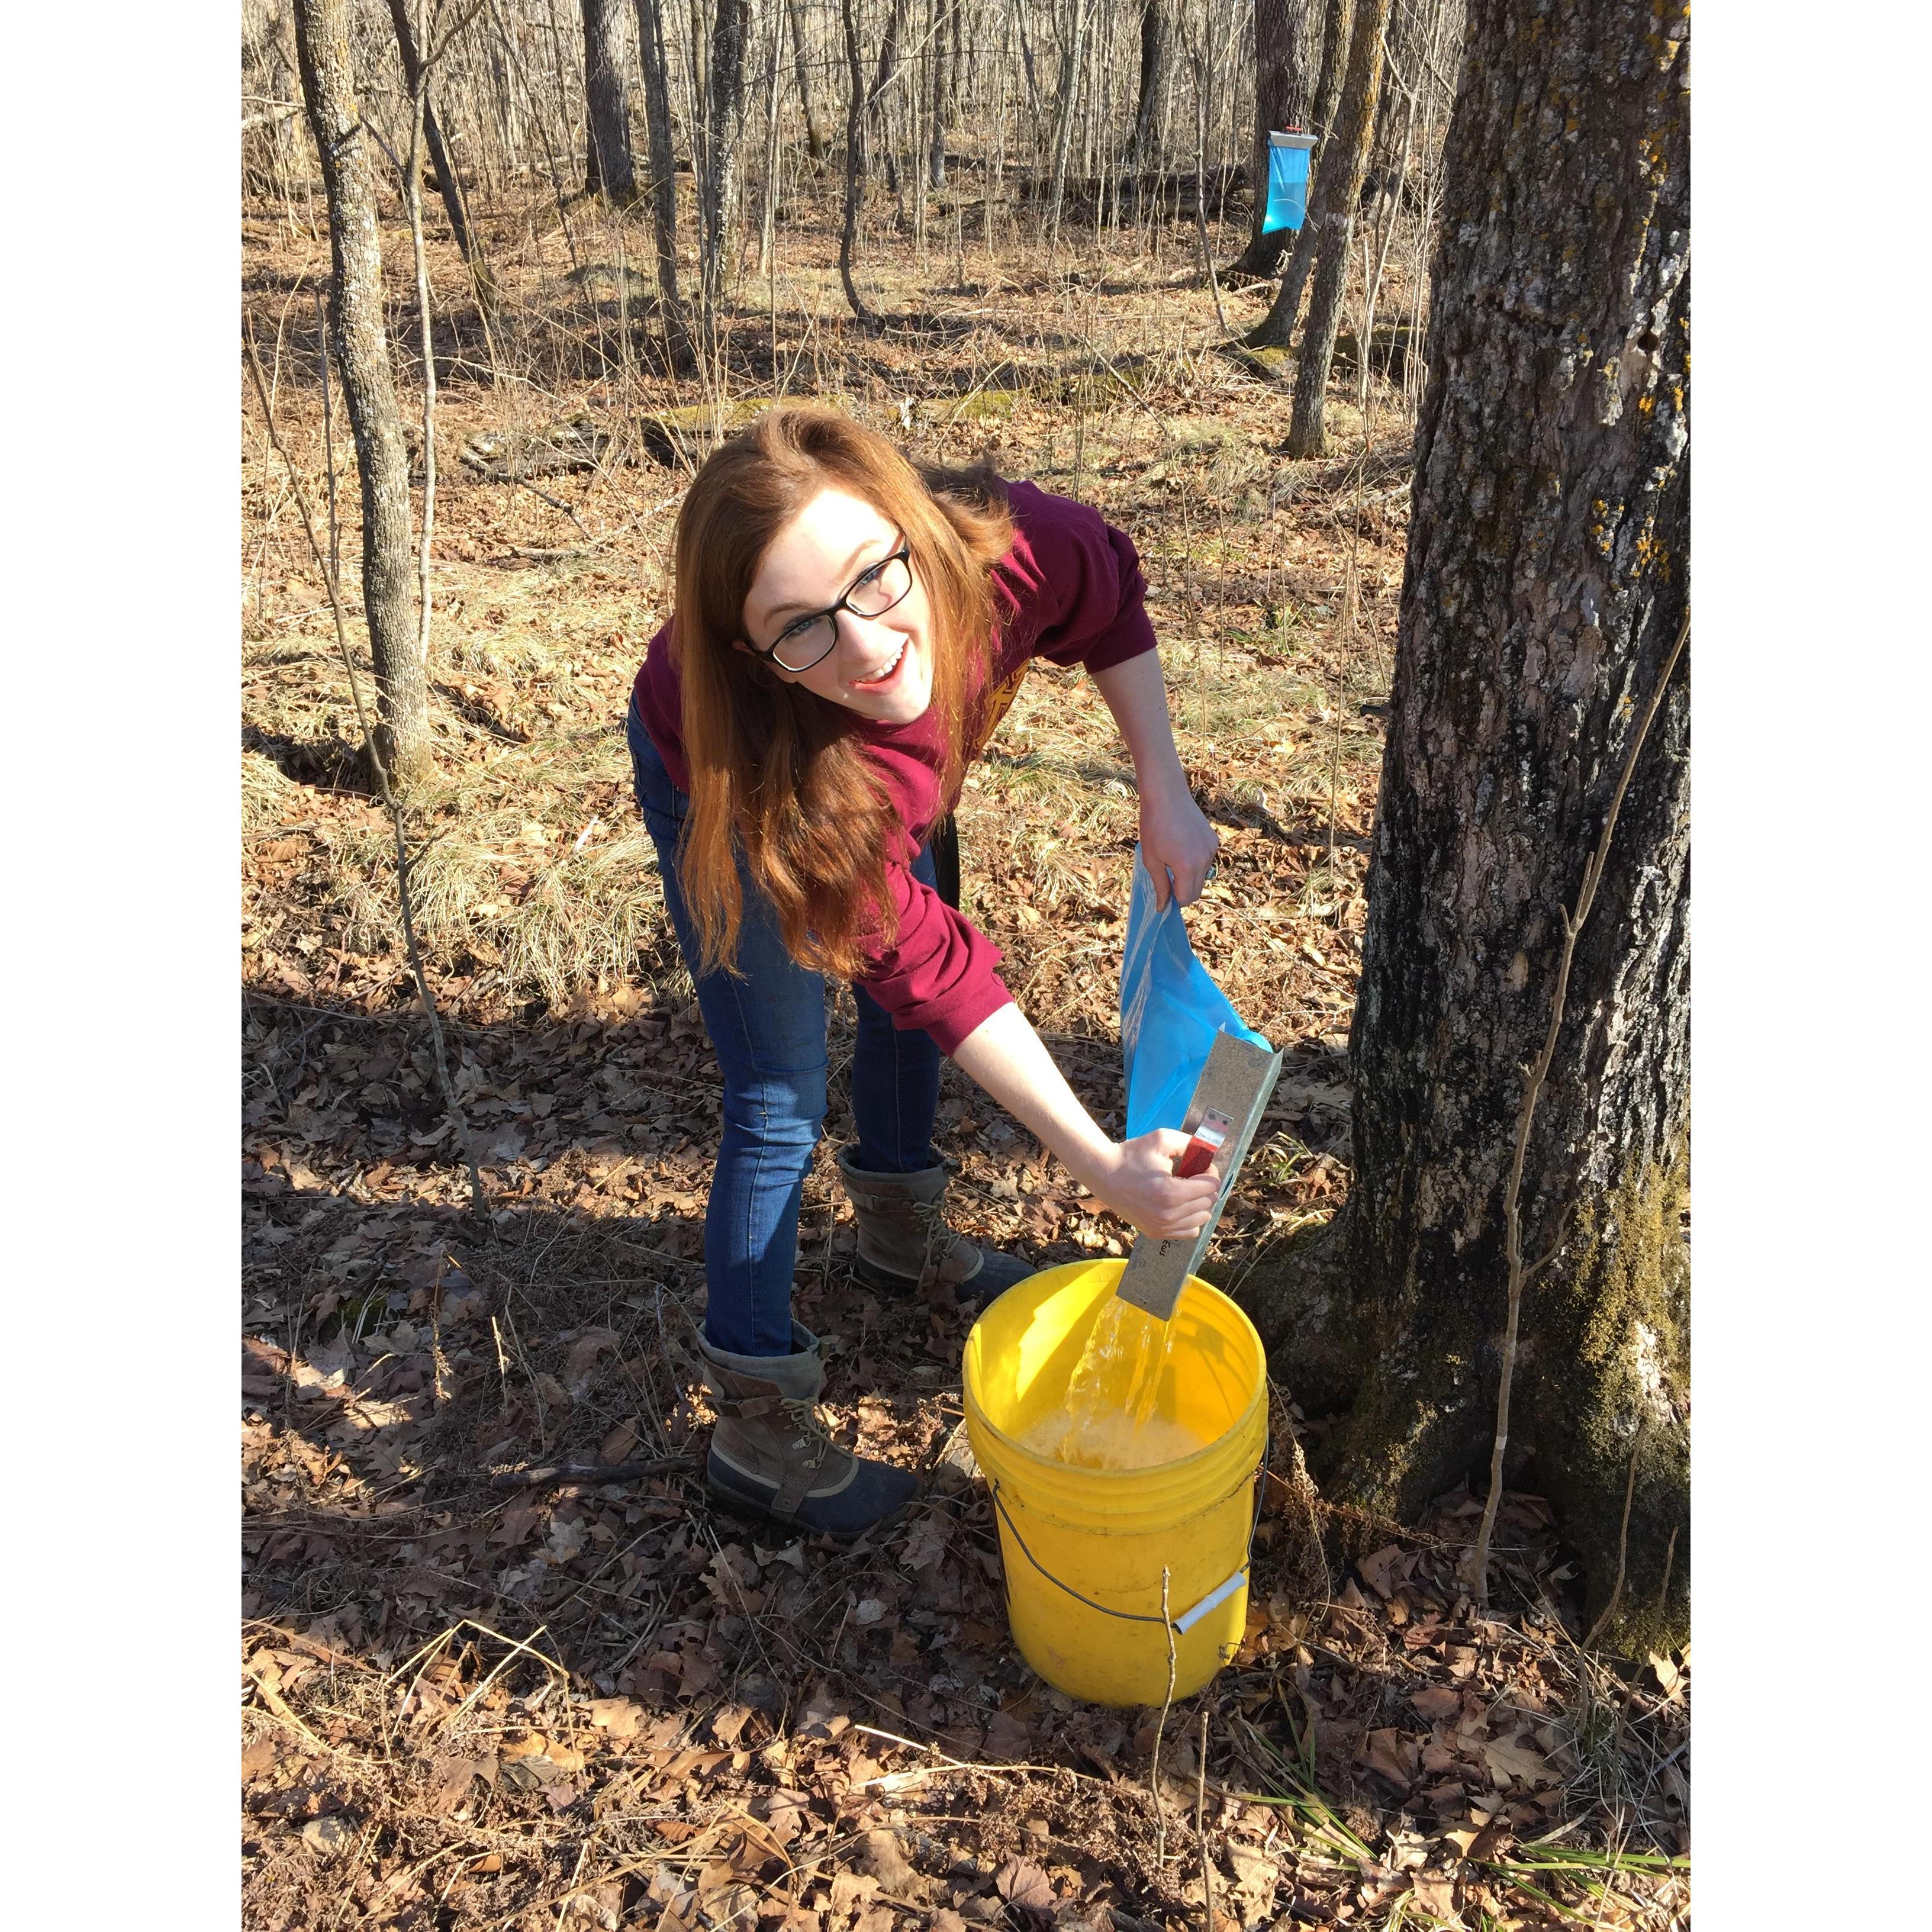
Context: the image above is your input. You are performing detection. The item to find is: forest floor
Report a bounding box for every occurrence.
[241,179,1689,1931]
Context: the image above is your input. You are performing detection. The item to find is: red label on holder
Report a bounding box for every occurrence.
[1174,1110,1234,1179]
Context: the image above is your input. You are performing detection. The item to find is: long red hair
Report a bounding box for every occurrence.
[670,405,1013,980]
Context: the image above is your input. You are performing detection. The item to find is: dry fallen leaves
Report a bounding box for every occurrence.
[1481,1731,1552,1790]
[994,1857,1055,1912]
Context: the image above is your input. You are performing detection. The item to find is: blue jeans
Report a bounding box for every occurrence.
[627,705,944,1356]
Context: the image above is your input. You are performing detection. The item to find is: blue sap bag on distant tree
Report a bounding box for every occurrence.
[1263,130,1316,233]
[1119,846,1274,1138]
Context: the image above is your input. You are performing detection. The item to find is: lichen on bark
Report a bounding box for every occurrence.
[1528,1131,1690,1650]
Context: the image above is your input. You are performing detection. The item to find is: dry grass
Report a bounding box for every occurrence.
[240,173,1687,1931]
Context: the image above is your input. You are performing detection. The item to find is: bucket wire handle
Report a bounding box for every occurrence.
[987,1424,1270,1637]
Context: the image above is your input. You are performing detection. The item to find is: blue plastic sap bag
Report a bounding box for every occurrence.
[1119,846,1274,1138]
[1263,131,1316,233]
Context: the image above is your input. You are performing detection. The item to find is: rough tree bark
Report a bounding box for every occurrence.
[632,0,690,360]
[874,0,907,198]
[1123,0,1171,188]
[579,0,637,200]
[1226,0,1308,278]
[1246,0,1353,349]
[291,0,430,790]
[1281,0,1390,452]
[385,0,497,311]
[926,0,954,190]
[1241,0,1691,1653]
[786,0,828,161]
[697,0,755,354]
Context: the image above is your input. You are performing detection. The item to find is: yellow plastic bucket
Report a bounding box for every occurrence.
[961,1258,1268,1708]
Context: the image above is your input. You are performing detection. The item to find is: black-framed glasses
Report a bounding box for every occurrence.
[746,542,915,674]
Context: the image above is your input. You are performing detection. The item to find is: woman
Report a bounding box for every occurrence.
[629,405,1221,1541]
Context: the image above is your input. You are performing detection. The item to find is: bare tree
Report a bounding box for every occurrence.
[632,0,690,359]
[787,0,828,161]
[1226,0,1309,278]
[838,0,875,326]
[291,0,430,788]
[1045,0,1093,253]
[580,0,637,200]
[869,0,909,199]
[385,0,497,311]
[697,0,756,355]
[836,0,909,329]
[1307,0,1358,146]
[1247,0,1354,347]
[1243,0,1690,1650]
[1283,0,1392,453]
[1124,0,1172,181]
[926,0,958,189]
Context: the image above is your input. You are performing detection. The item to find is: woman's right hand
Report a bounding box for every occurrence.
[1083,1129,1225,1240]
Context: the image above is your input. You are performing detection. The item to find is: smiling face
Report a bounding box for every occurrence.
[738,487,936,724]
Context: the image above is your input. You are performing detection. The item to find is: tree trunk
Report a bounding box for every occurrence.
[385,0,497,314]
[1044,0,1091,253]
[632,0,691,361]
[697,0,755,354]
[1241,0,1691,1654]
[926,0,951,191]
[1308,0,1353,143]
[870,0,907,193]
[786,0,827,161]
[1125,0,1171,178]
[1246,0,1351,347]
[579,0,637,201]
[291,0,430,791]
[1281,0,1390,452]
[836,0,878,329]
[837,0,907,329]
[1226,0,1308,279]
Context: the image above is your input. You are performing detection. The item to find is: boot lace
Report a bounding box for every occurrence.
[780,1396,834,1470]
[911,1197,957,1283]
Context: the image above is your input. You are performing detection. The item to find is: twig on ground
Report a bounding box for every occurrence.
[244,1666,334,1755]
[1467,608,1690,1601]
[1196,1705,1216,1928]
[506,471,596,542]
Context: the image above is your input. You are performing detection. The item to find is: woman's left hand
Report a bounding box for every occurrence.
[1139,776,1219,909]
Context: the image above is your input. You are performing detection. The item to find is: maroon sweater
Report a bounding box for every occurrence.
[631,481,1158,1054]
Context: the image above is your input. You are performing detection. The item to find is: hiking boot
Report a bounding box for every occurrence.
[696,1323,917,1543]
[836,1144,1035,1313]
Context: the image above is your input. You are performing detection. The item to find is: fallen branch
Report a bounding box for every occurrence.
[487,1454,696,1492]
